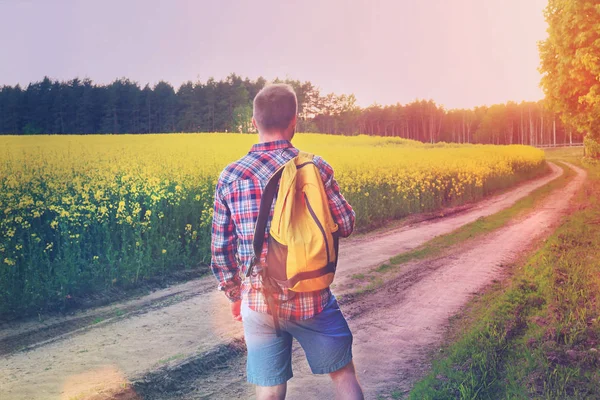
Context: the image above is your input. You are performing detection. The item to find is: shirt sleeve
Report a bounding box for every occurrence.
[210,180,242,302]
[315,157,356,238]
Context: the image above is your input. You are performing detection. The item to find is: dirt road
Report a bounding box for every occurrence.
[131,162,585,400]
[0,162,577,400]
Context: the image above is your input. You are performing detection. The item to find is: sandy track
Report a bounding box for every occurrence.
[0,163,567,400]
[147,162,584,400]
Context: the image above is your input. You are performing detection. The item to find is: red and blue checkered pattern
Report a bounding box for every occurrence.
[210,139,355,320]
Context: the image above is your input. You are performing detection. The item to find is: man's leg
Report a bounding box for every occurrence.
[256,383,287,400]
[288,294,364,398]
[241,300,294,396]
[329,360,364,400]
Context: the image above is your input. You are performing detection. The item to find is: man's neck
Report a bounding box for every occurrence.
[258,132,289,143]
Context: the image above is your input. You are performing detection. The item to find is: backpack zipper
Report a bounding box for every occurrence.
[303,192,330,266]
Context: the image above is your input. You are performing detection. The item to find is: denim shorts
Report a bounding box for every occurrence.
[241,294,354,387]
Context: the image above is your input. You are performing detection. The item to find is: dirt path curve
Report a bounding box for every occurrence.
[155,162,585,400]
[0,163,566,400]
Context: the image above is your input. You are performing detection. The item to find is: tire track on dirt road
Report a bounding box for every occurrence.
[0,163,565,400]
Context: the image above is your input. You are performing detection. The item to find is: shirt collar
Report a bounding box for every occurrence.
[249,139,294,153]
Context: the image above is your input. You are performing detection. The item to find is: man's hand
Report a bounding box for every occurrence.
[231,299,242,322]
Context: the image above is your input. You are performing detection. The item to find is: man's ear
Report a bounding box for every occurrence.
[288,115,298,137]
[251,117,258,132]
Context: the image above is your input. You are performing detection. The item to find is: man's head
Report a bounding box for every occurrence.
[252,83,297,141]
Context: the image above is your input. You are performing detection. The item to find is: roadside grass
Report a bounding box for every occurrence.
[351,161,572,295]
[157,353,185,365]
[544,147,585,163]
[407,150,600,399]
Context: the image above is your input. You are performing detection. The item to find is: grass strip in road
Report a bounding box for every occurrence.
[387,162,573,269]
[351,162,573,296]
[406,155,600,399]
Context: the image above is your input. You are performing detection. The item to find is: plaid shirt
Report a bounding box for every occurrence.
[210,139,355,320]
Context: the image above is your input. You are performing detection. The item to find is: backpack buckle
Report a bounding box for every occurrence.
[246,255,262,277]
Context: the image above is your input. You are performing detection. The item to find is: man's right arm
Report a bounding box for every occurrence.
[210,180,242,302]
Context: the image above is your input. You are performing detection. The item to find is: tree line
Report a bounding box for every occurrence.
[314,99,583,146]
[0,74,584,145]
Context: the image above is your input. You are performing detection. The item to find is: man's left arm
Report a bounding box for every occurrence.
[316,157,356,238]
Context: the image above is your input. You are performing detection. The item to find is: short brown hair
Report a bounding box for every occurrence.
[253,83,297,131]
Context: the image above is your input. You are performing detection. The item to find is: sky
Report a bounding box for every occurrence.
[0,0,549,109]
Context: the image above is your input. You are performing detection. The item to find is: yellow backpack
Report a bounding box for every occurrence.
[251,151,340,297]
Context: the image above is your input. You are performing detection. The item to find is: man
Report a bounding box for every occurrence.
[211,83,364,400]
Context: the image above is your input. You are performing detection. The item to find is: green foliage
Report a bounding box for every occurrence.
[584,136,600,159]
[539,0,600,139]
[474,103,506,144]
[22,123,41,135]
[231,104,253,133]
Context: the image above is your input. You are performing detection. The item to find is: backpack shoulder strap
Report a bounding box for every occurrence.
[251,164,285,269]
[252,152,313,260]
[296,151,315,163]
[250,165,287,338]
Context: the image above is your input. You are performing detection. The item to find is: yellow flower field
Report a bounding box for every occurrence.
[0,133,546,316]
